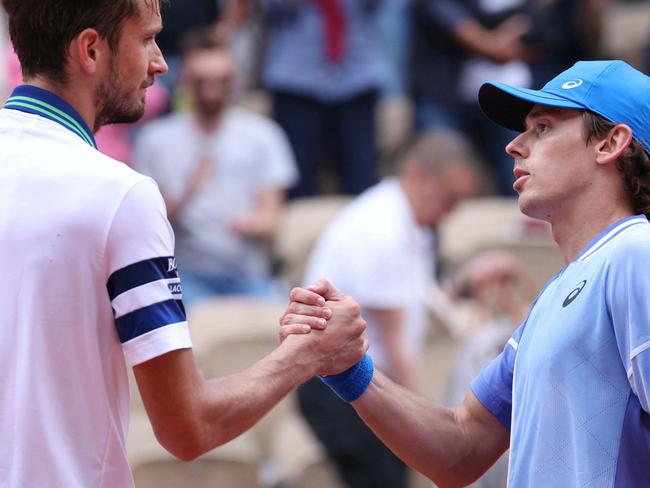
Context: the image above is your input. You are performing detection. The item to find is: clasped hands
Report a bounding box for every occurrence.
[279,278,368,377]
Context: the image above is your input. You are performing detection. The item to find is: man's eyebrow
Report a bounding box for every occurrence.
[527,108,552,120]
[146,23,163,36]
[524,109,553,129]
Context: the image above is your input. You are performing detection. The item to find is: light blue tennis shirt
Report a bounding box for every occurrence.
[472,215,650,487]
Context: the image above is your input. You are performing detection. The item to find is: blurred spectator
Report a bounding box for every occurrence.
[443,249,534,488]
[374,0,410,97]
[157,0,254,100]
[523,0,609,83]
[133,30,297,307]
[260,0,390,198]
[409,0,607,196]
[298,129,479,488]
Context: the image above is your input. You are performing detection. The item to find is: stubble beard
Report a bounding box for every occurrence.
[94,68,146,132]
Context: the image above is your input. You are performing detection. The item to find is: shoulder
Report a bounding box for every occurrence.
[225,107,288,139]
[607,219,650,263]
[598,218,650,292]
[321,182,410,249]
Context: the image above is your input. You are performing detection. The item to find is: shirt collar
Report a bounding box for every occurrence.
[3,85,97,149]
[577,214,648,262]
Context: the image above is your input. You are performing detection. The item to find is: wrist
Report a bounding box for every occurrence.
[280,335,322,382]
[320,354,374,402]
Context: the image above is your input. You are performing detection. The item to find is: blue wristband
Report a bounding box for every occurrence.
[320,354,374,402]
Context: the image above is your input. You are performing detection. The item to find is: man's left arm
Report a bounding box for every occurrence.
[607,238,650,412]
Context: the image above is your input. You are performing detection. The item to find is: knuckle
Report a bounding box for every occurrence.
[281,314,294,326]
[289,287,301,301]
[288,302,300,314]
[358,319,367,333]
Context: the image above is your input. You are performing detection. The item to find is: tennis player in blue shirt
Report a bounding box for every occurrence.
[282,60,650,487]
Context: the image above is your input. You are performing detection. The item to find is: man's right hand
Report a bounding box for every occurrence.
[279,279,369,376]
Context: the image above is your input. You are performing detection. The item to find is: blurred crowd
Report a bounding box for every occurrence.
[2,1,649,487]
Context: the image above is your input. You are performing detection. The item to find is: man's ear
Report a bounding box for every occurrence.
[595,124,633,167]
[68,28,106,76]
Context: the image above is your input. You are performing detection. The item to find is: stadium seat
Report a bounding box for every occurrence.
[273,196,352,288]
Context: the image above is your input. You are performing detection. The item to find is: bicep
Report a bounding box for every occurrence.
[132,348,206,457]
[455,390,510,473]
[133,348,203,422]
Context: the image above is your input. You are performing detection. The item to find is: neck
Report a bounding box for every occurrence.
[25,76,98,134]
[194,109,225,134]
[549,200,634,263]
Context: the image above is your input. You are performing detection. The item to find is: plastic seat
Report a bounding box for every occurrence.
[273,196,352,288]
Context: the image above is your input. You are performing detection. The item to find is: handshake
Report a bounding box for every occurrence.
[279,278,374,402]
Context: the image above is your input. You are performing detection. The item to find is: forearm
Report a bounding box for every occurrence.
[453,18,493,57]
[195,341,313,451]
[137,342,315,461]
[353,372,506,487]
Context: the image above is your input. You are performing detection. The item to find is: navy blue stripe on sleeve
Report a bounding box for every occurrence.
[107,257,179,300]
[115,298,186,343]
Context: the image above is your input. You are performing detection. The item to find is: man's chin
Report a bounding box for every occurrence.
[95,104,145,131]
[518,196,551,222]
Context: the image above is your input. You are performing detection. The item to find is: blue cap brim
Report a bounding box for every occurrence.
[479,82,586,132]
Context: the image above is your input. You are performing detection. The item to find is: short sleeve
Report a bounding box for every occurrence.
[606,236,650,413]
[105,178,192,366]
[471,323,524,429]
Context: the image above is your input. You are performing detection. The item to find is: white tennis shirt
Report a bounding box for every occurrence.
[0,85,192,487]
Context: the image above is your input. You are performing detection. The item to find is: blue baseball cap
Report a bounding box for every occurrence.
[478,60,650,155]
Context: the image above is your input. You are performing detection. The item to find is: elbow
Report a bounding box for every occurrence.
[168,444,203,463]
[154,416,233,462]
[153,420,217,462]
[156,428,207,462]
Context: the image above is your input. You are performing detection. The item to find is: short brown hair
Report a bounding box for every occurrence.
[2,0,161,84]
[583,111,650,218]
[178,28,229,59]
